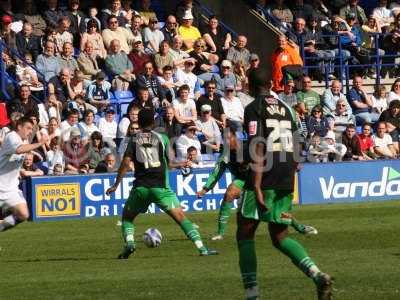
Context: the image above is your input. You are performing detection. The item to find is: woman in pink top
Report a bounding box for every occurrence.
[80,19,107,59]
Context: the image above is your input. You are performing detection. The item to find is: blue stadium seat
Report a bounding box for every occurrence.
[114,90,134,102]
[200,154,215,161]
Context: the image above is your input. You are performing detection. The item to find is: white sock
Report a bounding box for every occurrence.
[245,285,259,299]
[0,215,17,232]
[194,240,204,249]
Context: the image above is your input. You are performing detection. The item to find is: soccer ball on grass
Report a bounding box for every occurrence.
[143,228,162,248]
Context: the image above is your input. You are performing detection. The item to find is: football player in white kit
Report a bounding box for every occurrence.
[0,116,49,232]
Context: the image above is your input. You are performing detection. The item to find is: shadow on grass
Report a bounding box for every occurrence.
[1,257,115,263]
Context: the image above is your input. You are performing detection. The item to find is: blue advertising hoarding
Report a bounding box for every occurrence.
[28,168,234,221]
[298,160,400,204]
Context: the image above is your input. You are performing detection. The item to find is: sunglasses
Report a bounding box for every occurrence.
[337,104,346,107]
[313,111,321,113]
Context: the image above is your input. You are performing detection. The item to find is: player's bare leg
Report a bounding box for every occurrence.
[118,207,139,259]
[236,213,260,300]
[167,207,218,256]
[0,203,29,232]
[268,223,333,300]
[212,183,242,241]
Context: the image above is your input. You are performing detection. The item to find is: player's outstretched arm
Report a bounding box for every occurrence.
[15,134,50,155]
[106,156,131,195]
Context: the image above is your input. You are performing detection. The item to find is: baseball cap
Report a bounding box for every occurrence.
[96,71,106,80]
[221,60,232,68]
[184,121,197,129]
[250,53,259,61]
[105,106,115,114]
[225,85,235,91]
[2,15,12,24]
[201,104,212,112]
[70,127,81,137]
[325,131,336,141]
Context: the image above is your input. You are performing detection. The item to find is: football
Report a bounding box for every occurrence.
[143,228,162,248]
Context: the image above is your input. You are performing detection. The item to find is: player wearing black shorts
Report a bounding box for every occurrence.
[237,92,333,300]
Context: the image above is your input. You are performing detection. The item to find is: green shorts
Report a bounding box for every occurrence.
[231,179,245,190]
[125,186,181,214]
[238,189,293,224]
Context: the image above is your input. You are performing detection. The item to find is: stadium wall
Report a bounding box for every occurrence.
[25,160,400,221]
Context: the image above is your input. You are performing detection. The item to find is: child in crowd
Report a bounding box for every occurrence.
[371,85,388,114]
[307,134,328,162]
[46,137,65,175]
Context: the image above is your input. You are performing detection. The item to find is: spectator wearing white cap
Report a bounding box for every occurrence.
[178,9,201,51]
[97,106,118,148]
[220,85,244,130]
[175,121,202,160]
[215,59,237,95]
[195,104,222,153]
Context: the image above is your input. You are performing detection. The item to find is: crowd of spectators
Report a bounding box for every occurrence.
[2,0,400,182]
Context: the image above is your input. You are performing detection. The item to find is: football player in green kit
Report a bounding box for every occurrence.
[237,90,333,300]
[106,109,217,259]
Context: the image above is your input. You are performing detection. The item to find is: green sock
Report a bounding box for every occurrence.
[180,218,205,251]
[238,240,257,289]
[217,201,232,235]
[122,220,135,245]
[277,237,320,278]
[291,218,305,233]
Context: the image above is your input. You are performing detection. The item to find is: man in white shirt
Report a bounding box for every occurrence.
[220,85,244,130]
[172,84,197,125]
[175,59,200,99]
[142,16,164,54]
[97,106,118,148]
[373,0,393,29]
[175,121,201,160]
[195,104,222,153]
[0,117,49,232]
[60,109,79,142]
[373,121,397,158]
[78,110,100,142]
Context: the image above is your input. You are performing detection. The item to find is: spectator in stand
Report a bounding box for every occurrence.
[155,106,182,139]
[342,124,364,160]
[17,0,47,37]
[328,99,356,138]
[63,127,90,174]
[291,0,314,22]
[60,108,79,141]
[307,134,328,162]
[48,68,73,105]
[196,80,226,128]
[87,131,106,171]
[142,16,164,54]
[130,14,143,43]
[309,0,332,26]
[44,0,64,28]
[357,123,376,159]
[100,0,127,29]
[271,35,303,93]
[176,0,202,27]
[340,0,367,26]
[347,76,379,124]
[195,104,222,153]
[371,85,388,114]
[46,136,65,175]
[78,41,101,81]
[178,10,201,51]
[94,153,117,173]
[15,53,42,90]
[36,40,60,82]
[175,121,201,160]
[43,117,61,141]
[105,39,135,91]
[158,65,180,102]
[169,35,191,69]
[247,53,263,97]
[128,40,152,76]
[154,41,174,75]
[388,78,400,103]
[378,99,400,153]
[6,85,39,120]
[269,0,293,29]
[80,19,107,61]
[175,59,201,100]
[86,71,111,111]
[322,80,352,116]
[172,84,197,125]
[16,22,42,62]
[65,0,85,48]
[54,17,73,54]
[58,42,79,73]
[296,76,320,112]
[226,35,251,70]
[131,87,154,111]
[307,104,330,138]
[118,104,140,139]
[278,79,297,108]
[215,59,237,94]
[97,106,118,148]
[78,109,99,141]
[137,0,157,26]
[202,15,231,58]
[20,152,44,178]
[372,0,393,30]
[102,16,134,54]
[220,85,244,130]
[0,15,16,50]
[233,60,249,96]
[189,38,219,82]
[162,15,178,45]
[80,7,101,32]
[136,61,167,107]
[373,121,397,158]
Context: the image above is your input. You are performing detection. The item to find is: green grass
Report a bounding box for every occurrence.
[1,201,400,299]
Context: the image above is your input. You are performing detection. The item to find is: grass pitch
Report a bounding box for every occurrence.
[1,201,400,300]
